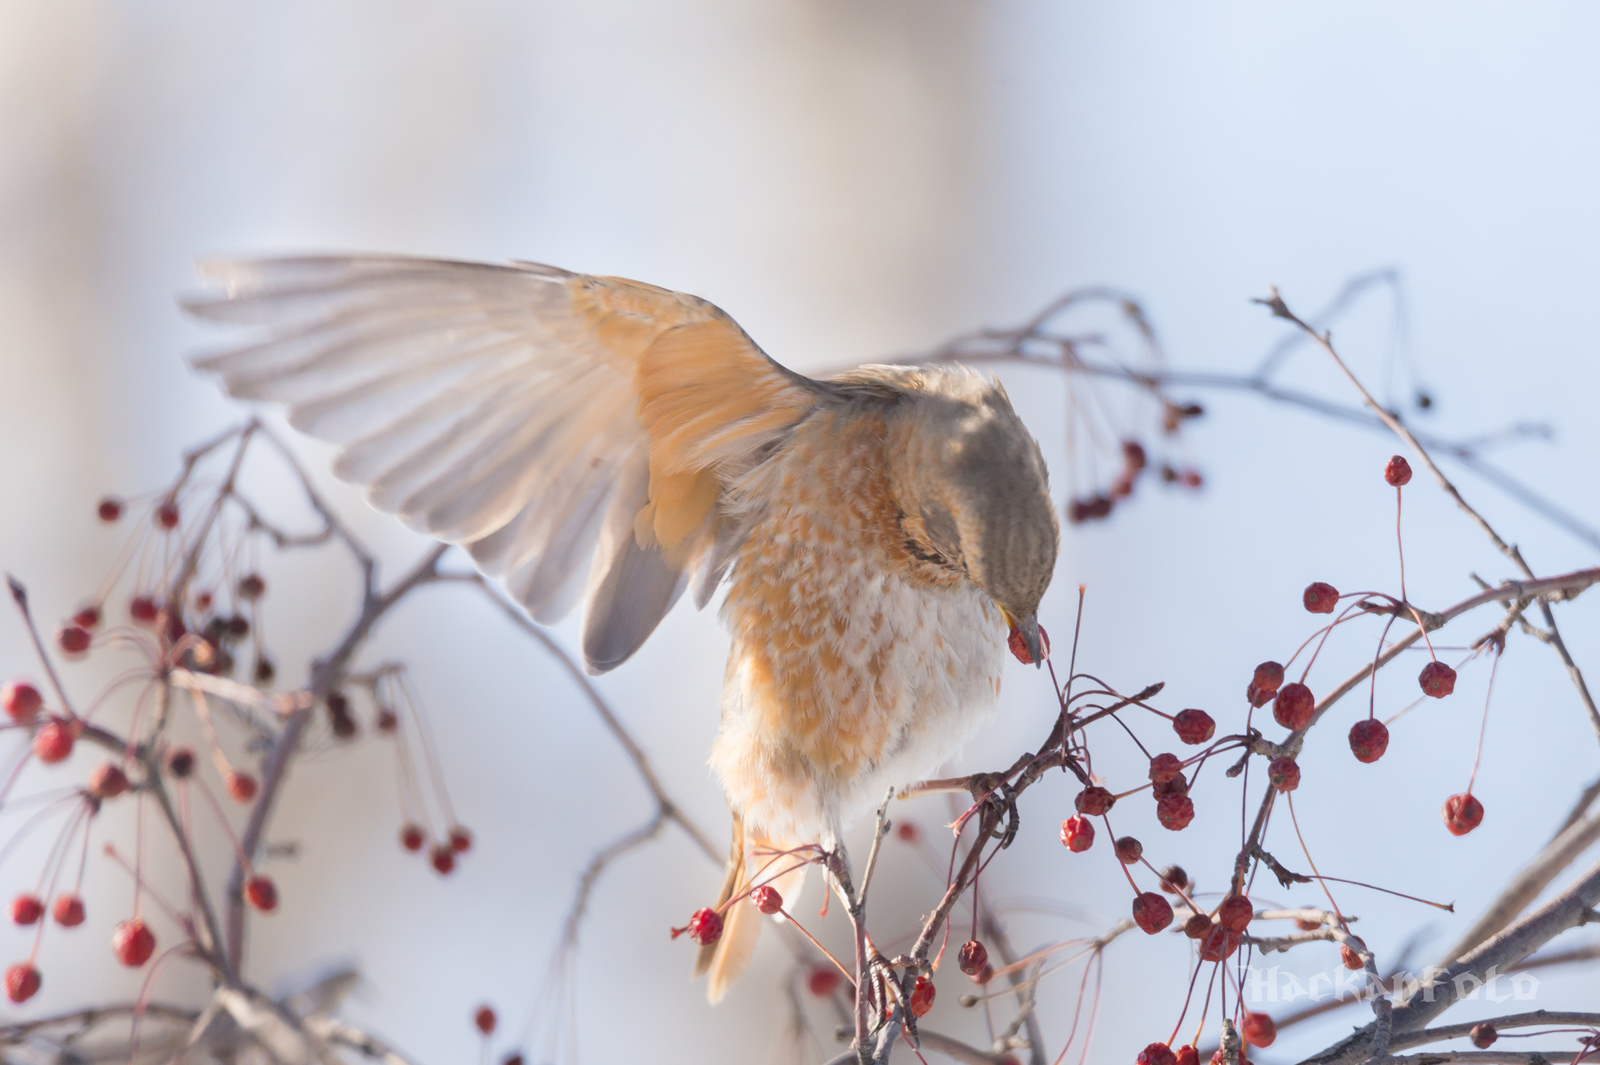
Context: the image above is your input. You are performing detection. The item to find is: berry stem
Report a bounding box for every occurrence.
[1285,792,1345,928]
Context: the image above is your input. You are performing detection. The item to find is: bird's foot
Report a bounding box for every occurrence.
[964,772,1021,849]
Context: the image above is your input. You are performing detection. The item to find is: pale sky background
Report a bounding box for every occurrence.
[0,3,1596,1063]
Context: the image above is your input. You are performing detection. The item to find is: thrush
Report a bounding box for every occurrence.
[186,256,1059,1000]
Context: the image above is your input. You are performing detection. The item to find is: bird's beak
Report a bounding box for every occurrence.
[1018,613,1044,668]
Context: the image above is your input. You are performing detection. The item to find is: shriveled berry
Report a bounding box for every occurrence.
[896,820,920,842]
[52,894,85,927]
[1443,793,1484,836]
[237,574,266,601]
[1252,661,1285,694]
[448,826,473,854]
[689,907,724,946]
[155,501,180,529]
[253,656,276,685]
[1152,771,1188,799]
[1241,1011,1276,1048]
[73,606,101,630]
[503,1055,526,1065]
[808,967,841,996]
[474,1005,497,1036]
[1384,455,1413,487]
[752,885,783,914]
[226,772,259,802]
[1199,925,1241,962]
[1419,661,1456,698]
[194,590,213,612]
[225,615,250,638]
[1180,468,1203,488]
[1115,836,1143,864]
[971,962,994,985]
[1007,622,1051,665]
[1060,815,1094,853]
[1075,786,1115,816]
[1132,892,1173,934]
[400,824,426,852]
[1340,943,1364,970]
[1174,1046,1199,1065]
[97,497,124,522]
[1217,893,1253,932]
[1469,1023,1496,1049]
[165,747,195,779]
[375,708,398,732]
[34,718,77,764]
[1246,681,1271,708]
[88,761,130,798]
[1122,440,1147,470]
[1149,753,1183,784]
[1136,1044,1176,1065]
[4,963,40,1003]
[1156,793,1195,830]
[1348,719,1390,763]
[56,624,91,656]
[1267,756,1300,792]
[9,895,43,925]
[1295,914,1321,931]
[1273,682,1315,731]
[112,918,156,966]
[1303,582,1339,614]
[2,681,42,724]
[908,975,936,1017]
[1173,709,1215,745]
[430,845,456,875]
[129,595,160,624]
[245,875,278,913]
[1183,913,1212,940]
[1158,865,1188,893]
[958,939,988,975]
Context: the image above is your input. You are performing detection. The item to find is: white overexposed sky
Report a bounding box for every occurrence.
[0,3,1595,1063]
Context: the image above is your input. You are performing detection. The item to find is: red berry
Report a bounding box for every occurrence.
[1246,681,1271,708]
[1132,892,1173,934]
[1059,815,1094,853]
[503,1056,526,1065]
[1007,622,1051,665]
[1384,455,1413,487]
[1241,1011,1277,1048]
[1348,719,1390,763]
[971,962,995,985]
[958,939,988,975]
[687,907,722,946]
[129,595,160,624]
[97,497,123,522]
[1122,440,1147,470]
[375,708,399,732]
[1156,793,1195,830]
[112,918,156,967]
[237,574,266,601]
[9,895,42,925]
[1158,865,1188,893]
[1267,756,1301,792]
[73,605,101,630]
[1075,785,1115,816]
[1198,925,1241,962]
[1173,709,1215,745]
[2,681,42,724]
[1470,1023,1497,1049]
[245,875,278,913]
[1114,836,1143,865]
[896,820,920,842]
[155,501,180,529]
[1152,770,1188,799]
[1303,582,1339,614]
[474,1005,497,1036]
[1419,661,1456,698]
[88,761,130,798]
[1295,914,1321,931]
[1340,943,1364,970]
[1180,468,1203,488]
[1136,1043,1176,1065]
[4,962,40,1003]
[226,772,259,802]
[430,845,456,875]
[1175,1046,1200,1065]
[165,746,195,779]
[34,718,77,764]
[1183,914,1213,940]
[448,826,473,854]
[752,885,783,914]
[1273,682,1315,731]
[194,590,214,612]
[1443,793,1484,836]
[400,824,425,852]
[908,975,935,1017]
[56,624,91,656]
[52,894,85,927]
[807,967,841,996]
[1217,893,1253,932]
[1148,753,1183,784]
[1252,661,1285,695]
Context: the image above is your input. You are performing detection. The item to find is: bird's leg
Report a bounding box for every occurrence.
[964,772,1022,850]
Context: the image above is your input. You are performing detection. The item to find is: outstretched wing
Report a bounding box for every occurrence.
[186,255,822,673]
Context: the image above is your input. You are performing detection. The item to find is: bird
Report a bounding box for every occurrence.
[185,255,1060,1001]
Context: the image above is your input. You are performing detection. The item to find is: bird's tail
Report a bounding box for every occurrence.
[696,814,810,1003]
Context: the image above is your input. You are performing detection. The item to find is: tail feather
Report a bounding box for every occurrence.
[702,830,811,1003]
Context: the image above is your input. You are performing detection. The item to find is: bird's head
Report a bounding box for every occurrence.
[876,367,1060,663]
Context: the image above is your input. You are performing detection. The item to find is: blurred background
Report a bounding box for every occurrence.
[1,1,1597,1062]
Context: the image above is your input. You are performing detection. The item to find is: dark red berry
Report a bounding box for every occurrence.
[1074,785,1115,816]
[1340,943,1364,970]
[245,875,278,913]
[896,820,920,842]
[474,1005,497,1036]
[808,967,841,996]
[155,501,180,530]
[1218,893,1253,932]
[1136,1044,1176,1065]
[1419,661,1456,698]
[1303,582,1339,614]
[1114,836,1143,864]
[112,918,156,967]
[97,497,123,522]
[1132,892,1173,934]
[1183,913,1213,940]
[1007,622,1051,664]
[88,761,130,798]
[52,894,85,927]
[1156,793,1195,830]
[685,907,722,946]
[1348,719,1390,763]
[1173,709,1215,745]
[1149,753,1183,784]
[1241,1012,1276,1048]
[237,574,266,601]
[503,1056,526,1065]
[1059,815,1094,852]
[400,824,426,852]
[9,895,42,925]
[1273,682,1315,731]
[1470,1023,1496,1049]
[1122,440,1147,470]
[1252,661,1285,694]
[1246,680,1271,708]
[448,826,473,854]
[1267,756,1301,792]
[34,718,77,764]
[1152,771,1188,799]
[165,746,195,779]
[4,963,40,1003]
[971,962,994,985]
[225,615,250,638]
[1384,455,1413,487]
[73,605,101,630]
[752,885,783,914]
[253,656,276,685]
[958,939,988,975]
[1180,468,1203,488]
[430,845,456,875]
[56,624,91,656]
[1174,1046,1200,1065]
[129,595,160,624]
[1443,793,1484,836]
[1295,914,1321,931]
[226,772,259,802]
[1158,865,1188,893]
[1198,926,1241,962]
[908,975,935,1017]
[194,590,213,612]
[375,708,398,732]
[2,681,42,724]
